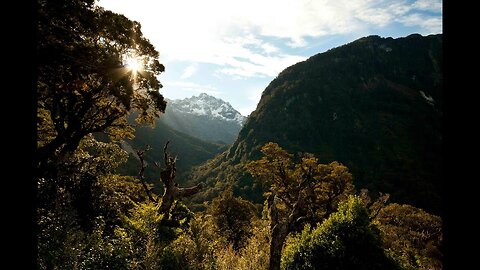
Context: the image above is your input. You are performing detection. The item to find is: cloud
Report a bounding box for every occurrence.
[238,105,257,117]
[167,81,221,95]
[235,87,265,116]
[99,0,442,79]
[355,7,394,27]
[180,64,198,79]
[397,13,442,33]
[412,0,442,12]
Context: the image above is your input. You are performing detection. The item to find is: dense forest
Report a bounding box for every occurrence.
[36,1,442,269]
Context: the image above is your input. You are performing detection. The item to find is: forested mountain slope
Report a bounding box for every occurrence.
[190,33,442,214]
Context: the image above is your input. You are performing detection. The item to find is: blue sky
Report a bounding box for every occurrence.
[98,0,442,116]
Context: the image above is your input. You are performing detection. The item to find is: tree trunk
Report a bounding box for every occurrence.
[158,170,175,218]
[36,135,65,174]
[269,222,289,270]
[156,141,203,220]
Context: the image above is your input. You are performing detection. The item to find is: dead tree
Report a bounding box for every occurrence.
[136,146,158,203]
[135,141,203,220]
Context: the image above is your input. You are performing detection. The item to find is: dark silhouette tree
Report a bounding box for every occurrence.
[37,0,166,177]
[36,1,170,268]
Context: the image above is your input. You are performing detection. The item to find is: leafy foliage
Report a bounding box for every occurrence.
[37,0,166,176]
[374,203,443,270]
[247,142,355,226]
[36,0,172,268]
[281,196,400,270]
[35,5,443,268]
[247,142,355,270]
[208,186,258,250]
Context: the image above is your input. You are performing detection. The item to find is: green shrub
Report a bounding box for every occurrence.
[282,196,400,270]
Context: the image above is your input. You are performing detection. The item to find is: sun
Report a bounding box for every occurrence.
[124,56,143,74]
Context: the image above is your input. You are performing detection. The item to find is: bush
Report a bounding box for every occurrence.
[281,196,400,270]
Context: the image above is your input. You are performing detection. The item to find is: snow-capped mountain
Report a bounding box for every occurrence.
[169,93,245,125]
[160,93,246,144]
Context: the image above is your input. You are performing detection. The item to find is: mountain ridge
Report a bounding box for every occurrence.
[161,93,246,144]
[189,33,442,214]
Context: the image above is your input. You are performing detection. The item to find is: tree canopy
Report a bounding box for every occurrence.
[281,196,400,270]
[247,142,355,270]
[208,186,258,250]
[374,203,443,270]
[37,0,166,176]
[35,3,443,268]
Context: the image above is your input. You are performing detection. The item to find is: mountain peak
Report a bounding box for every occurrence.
[168,93,246,125]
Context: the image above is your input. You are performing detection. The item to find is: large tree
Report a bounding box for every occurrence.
[36,1,171,268]
[247,142,354,270]
[37,0,166,176]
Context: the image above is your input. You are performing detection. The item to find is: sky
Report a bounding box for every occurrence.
[98,0,442,116]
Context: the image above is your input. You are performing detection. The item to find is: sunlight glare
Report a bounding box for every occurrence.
[125,56,143,74]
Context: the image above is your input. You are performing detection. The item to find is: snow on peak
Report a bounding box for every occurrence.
[168,93,246,125]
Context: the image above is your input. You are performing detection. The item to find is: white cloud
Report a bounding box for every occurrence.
[413,0,442,12]
[397,13,442,33]
[98,0,443,118]
[261,43,279,54]
[180,64,197,79]
[99,0,442,79]
[166,81,221,95]
[238,105,257,117]
[219,52,306,78]
[235,87,265,116]
[355,7,394,27]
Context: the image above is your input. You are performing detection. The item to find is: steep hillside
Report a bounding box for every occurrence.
[118,120,225,187]
[160,93,246,144]
[189,34,442,214]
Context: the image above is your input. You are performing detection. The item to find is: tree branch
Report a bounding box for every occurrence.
[135,146,157,203]
[158,141,203,220]
[174,183,204,199]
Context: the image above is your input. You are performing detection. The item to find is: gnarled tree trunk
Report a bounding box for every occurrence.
[269,222,289,270]
[268,193,304,270]
[136,141,203,220]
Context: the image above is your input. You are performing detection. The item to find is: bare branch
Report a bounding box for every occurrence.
[174,183,204,199]
[158,141,203,220]
[369,193,390,219]
[163,140,170,167]
[135,146,157,203]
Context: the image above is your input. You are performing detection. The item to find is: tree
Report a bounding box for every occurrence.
[36,136,143,268]
[247,142,354,270]
[135,142,204,223]
[208,186,258,250]
[36,1,171,268]
[281,196,400,270]
[37,0,166,177]
[374,203,443,270]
